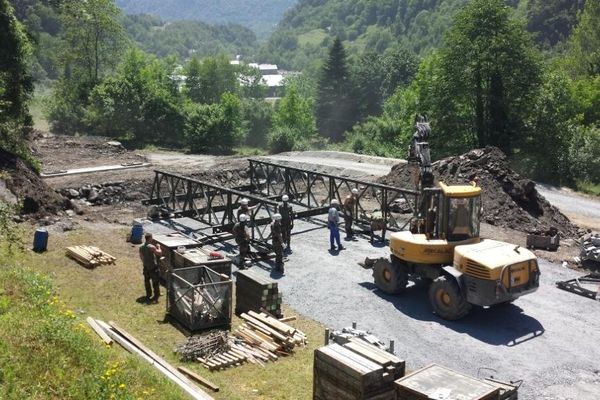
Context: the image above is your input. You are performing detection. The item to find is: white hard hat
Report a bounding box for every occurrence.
[273,213,282,221]
[282,195,289,202]
[351,188,358,194]
[331,199,339,205]
[239,214,248,222]
[240,198,249,206]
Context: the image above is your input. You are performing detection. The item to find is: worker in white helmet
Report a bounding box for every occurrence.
[328,199,344,251]
[343,188,360,239]
[232,213,251,268]
[277,194,294,253]
[237,198,257,220]
[270,213,284,273]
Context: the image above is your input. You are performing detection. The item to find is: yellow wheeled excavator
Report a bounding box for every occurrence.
[363,116,540,320]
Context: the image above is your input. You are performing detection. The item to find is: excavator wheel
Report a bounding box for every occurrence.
[373,258,408,294]
[428,275,471,320]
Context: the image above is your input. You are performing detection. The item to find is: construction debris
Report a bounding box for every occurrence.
[313,340,405,400]
[580,232,600,266]
[66,245,116,267]
[180,311,307,371]
[329,323,390,351]
[176,331,230,362]
[556,273,600,300]
[177,366,219,392]
[526,227,560,251]
[235,269,282,318]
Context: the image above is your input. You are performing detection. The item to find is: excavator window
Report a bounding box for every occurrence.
[446,196,480,241]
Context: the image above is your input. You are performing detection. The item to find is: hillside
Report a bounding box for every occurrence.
[259,0,584,70]
[116,0,296,39]
[123,14,258,59]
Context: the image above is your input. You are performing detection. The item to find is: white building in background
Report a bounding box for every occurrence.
[234,58,288,99]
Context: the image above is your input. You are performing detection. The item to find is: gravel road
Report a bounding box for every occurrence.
[537,184,600,230]
[247,218,600,400]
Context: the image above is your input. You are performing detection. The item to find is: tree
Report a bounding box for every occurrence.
[567,0,600,77]
[351,51,385,121]
[439,0,541,154]
[0,0,33,153]
[272,85,316,137]
[316,37,356,142]
[184,55,238,104]
[526,0,585,47]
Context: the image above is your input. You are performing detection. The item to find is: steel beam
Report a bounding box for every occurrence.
[248,158,418,237]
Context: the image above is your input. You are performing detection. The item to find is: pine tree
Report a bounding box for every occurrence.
[316,37,355,142]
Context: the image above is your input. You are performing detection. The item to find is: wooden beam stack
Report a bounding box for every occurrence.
[313,340,405,400]
[235,270,282,318]
[193,311,306,371]
[66,246,116,268]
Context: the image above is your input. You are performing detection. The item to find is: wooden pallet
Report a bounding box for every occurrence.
[66,245,116,268]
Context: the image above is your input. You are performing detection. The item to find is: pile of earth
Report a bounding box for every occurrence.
[379,146,581,238]
[0,149,67,216]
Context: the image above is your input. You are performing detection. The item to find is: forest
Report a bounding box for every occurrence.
[1,0,599,193]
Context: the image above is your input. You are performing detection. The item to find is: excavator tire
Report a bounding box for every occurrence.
[373,258,408,294]
[428,275,471,320]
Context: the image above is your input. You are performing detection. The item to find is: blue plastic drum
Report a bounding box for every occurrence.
[33,228,48,252]
[131,223,144,244]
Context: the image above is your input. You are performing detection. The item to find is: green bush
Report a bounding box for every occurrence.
[569,124,600,184]
[268,127,297,153]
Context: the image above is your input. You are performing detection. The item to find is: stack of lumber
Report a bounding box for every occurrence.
[88,318,215,400]
[313,340,405,400]
[176,331,230,362]
[193,311,306,371]
[66,246,116,267]
[235,270,282,318]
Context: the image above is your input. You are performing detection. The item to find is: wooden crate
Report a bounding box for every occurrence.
[313,342,404,400]
[152,233,201,280]
[167,266,232,331]
[395,364,500,400]
[172,247,232,277]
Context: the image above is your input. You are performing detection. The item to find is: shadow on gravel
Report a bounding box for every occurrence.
[360,282,545,346]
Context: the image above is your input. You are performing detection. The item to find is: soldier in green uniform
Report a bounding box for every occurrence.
[278,195,294,253]
[270,213,284,273]
[139,233,163,303]
[232,213,251,268]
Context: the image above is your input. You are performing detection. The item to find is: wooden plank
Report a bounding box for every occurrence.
[278,315,297,322]
[177,366,219,392]
[108,321,212,399]
[86,317,113,345]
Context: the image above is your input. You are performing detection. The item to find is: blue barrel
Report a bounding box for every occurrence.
[131,223,144,244]
[33,228,48,252]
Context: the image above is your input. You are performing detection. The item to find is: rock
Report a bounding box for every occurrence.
[87,188,99,202]
[66,209,75,217]
[68,189,80,198]
[0,179,18,205]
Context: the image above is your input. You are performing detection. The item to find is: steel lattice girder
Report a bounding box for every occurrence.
[144,170,278,244]
[247,158,419,236]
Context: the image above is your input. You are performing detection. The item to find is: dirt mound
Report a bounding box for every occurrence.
[0,149,66,216]
[379,146,580,238]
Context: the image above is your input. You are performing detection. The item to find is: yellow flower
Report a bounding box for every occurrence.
[119,383,125,389]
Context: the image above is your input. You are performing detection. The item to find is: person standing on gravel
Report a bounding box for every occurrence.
[270,213,284,273]
[237,198,257,220]
[328,199,344,252]
[278,195,294,253]
[343,188,359,239]
[233,214,251,269]
[139,233,162,303]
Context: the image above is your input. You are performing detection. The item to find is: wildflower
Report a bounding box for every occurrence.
[119,383,125,389]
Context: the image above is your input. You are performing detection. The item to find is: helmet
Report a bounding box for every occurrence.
[282,195,289,202]
[273,213,282,221]
[351,188,358,194]
[331,199,339,206]
[240,198,249,206]
[239,214,248,222]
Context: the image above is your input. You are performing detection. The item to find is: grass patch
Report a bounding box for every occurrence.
[234,146,267,157]
[4,222,324,399]
[30,86,53,132]
[575,181,600,197]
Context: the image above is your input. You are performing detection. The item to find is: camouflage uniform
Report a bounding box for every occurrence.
[278,202,294,250]
[139,243,160,300]
[271,219,284,272]
[232,221,250,267]
[343,194,357,238]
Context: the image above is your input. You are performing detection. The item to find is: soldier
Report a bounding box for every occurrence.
[237,198,257,220]
[232,213,251,269]
[270,213,284,273]
[278,194,294,253]
[328,199,344,252]
[138,233,163,303]
[343,188,359,239]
